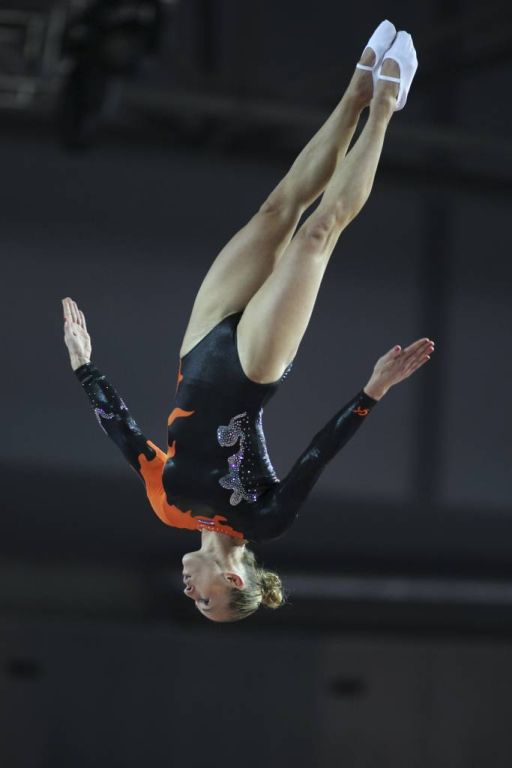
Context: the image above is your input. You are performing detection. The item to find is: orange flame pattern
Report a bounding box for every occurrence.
[135,361,245,540]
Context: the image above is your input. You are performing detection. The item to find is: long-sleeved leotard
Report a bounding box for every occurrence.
[74,312,377,543]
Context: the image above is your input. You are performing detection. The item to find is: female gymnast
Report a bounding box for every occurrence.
[62,21,432,622]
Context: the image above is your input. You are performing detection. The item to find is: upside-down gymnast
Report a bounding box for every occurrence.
[62,21,432,622]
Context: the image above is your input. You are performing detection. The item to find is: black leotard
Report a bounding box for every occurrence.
[74,311,377,542]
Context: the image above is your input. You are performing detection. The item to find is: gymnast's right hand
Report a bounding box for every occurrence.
[62,297,92,370]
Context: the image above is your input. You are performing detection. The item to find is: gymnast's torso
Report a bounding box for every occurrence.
[164,311,293,525]
[74,310,375,543]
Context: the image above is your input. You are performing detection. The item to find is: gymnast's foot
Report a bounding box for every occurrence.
[350,19,396,108]
[373,57,401,109]
[375,31,418,111]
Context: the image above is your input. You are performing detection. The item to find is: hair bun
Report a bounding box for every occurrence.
[259,570,284,609]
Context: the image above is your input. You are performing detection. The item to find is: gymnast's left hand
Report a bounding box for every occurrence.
[62,296,92,370]
[363,337,435,400]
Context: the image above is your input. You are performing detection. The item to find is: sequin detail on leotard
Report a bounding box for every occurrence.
[94,396,128,433]
[217,411,261,506]
[94,407,115,433]
[216,362,293,505]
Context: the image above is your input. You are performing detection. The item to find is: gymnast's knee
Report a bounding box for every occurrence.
[300,203,350,248]
[258,188,303,226]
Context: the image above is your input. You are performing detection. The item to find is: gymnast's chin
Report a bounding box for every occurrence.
[182,539,284,622]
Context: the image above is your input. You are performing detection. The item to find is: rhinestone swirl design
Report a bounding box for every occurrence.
[94,407,115,433]
[217,411,260,506]
[93,394,127,434]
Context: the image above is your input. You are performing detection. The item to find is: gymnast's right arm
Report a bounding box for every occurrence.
[72,361,160,481]
[62,297,163,483]
[253,336,436,541]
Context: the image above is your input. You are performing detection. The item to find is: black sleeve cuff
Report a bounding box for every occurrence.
[358,389,378,408]
[73,361,98,384]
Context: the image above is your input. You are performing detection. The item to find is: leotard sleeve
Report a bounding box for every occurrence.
[73,361,166,484]
[251,389,378,541]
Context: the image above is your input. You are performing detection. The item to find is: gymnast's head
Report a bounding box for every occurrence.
[182,537,284,621]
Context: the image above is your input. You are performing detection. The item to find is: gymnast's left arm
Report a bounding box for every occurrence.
[62,297,166,485]
[257,336,435,539]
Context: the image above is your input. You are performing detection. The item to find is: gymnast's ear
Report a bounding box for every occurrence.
[224,572,245,590]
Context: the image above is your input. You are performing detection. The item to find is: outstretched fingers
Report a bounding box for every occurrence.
[382,338,433,365]
[402,338,435,376]
[63,297,86,329]
[63,297,75,324]
[403,337,433,356]
[63,299,72,326]
[70,299,79,324]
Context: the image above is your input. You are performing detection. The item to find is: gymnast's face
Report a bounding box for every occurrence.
[182,551,243,622]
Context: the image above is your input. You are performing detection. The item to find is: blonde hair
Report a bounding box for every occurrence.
[227,548,285,621]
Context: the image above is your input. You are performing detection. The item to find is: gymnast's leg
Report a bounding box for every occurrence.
[237,33,417,383]
[179,27,390,356]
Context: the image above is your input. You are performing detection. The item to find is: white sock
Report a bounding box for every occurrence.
[356,20,397,93]
[377,30,418,111]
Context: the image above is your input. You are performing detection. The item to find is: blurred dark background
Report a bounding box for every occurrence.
[2,0,512,765]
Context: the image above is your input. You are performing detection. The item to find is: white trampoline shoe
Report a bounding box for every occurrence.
[376,30,418,111]
[356,20,397,94]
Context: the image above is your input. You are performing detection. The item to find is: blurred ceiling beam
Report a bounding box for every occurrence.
[125,86,512,190]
